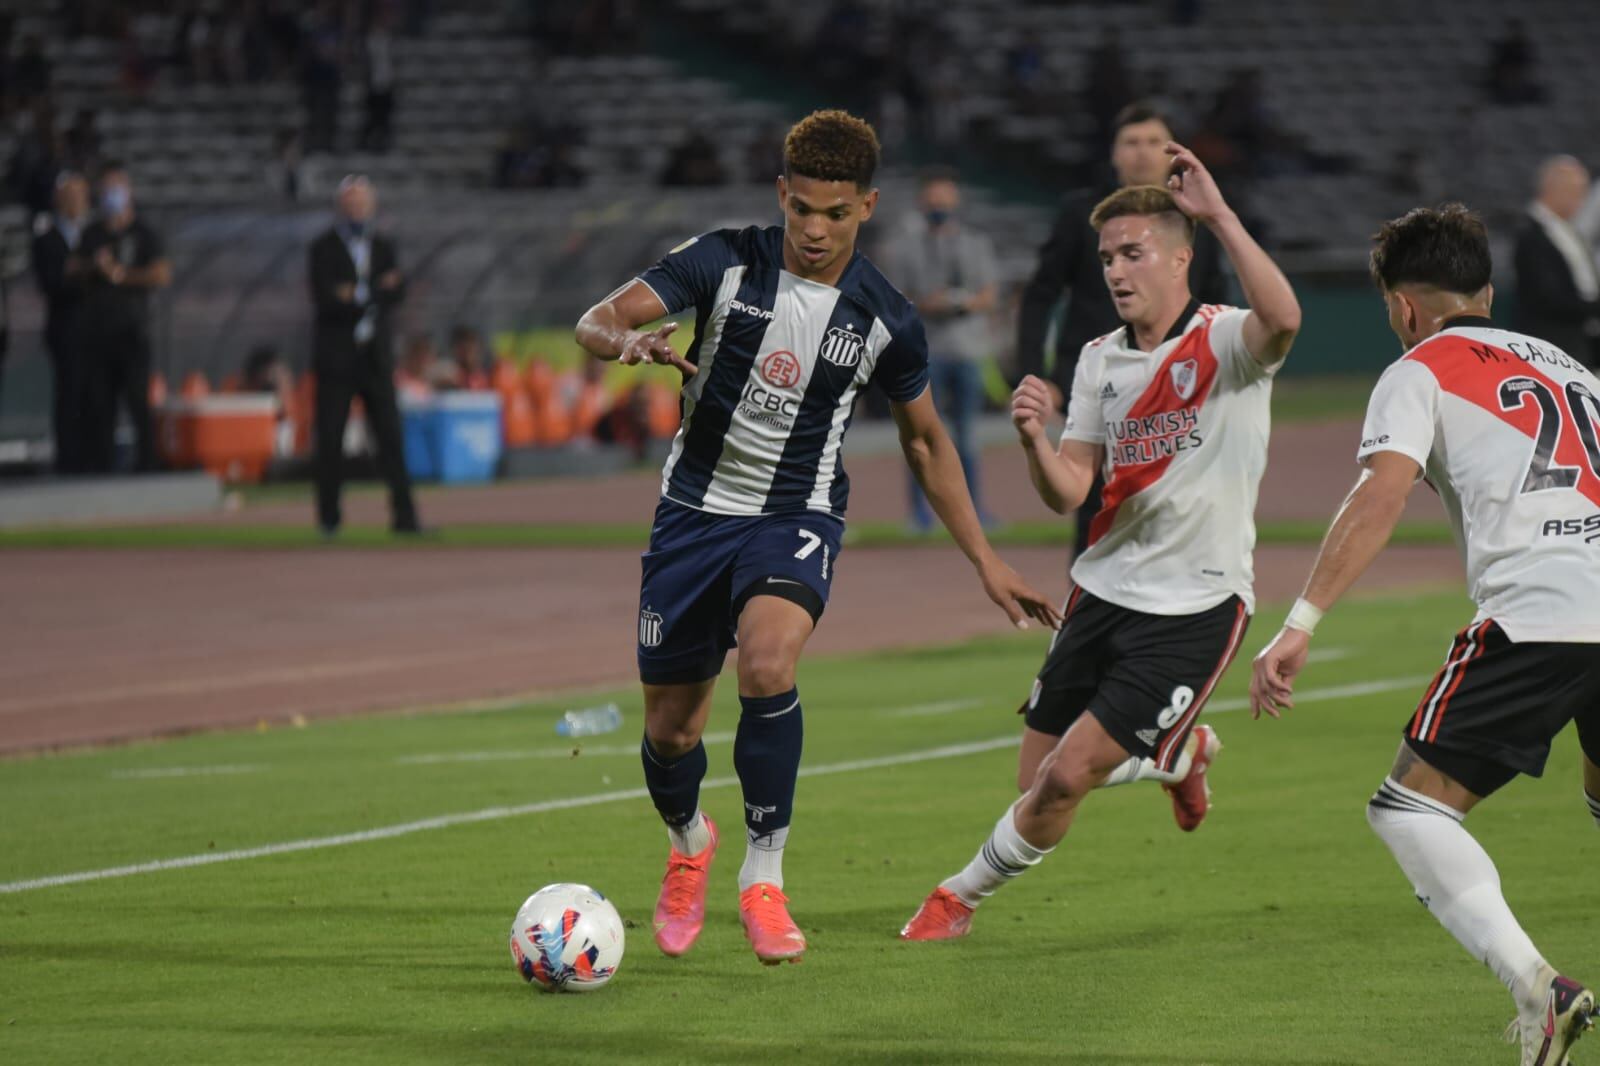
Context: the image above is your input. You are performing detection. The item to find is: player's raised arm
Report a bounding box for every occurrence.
[891,388,1062,632]
[575,278,697,378]
[1165,143,1301,366]
[1012,374,1099,515]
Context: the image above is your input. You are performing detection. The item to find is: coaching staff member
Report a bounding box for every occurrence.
[1016,104,1230,556]
[308,174,420,536]
[32,170,91,472]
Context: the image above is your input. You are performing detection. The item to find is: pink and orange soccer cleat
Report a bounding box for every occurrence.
[739,882,807,965]
[652,815,718,958]
[1164,724,1222,832]
[899,886,975,942]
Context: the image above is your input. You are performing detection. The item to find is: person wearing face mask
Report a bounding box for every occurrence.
[307,174,419,537]
[1014,104,1230,559]
[883,167,1001,531]
[78,161,170,474]
[31,170,92,473]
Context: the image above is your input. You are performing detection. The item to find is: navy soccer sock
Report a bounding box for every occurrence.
[640,734,707,835]
[734,687,803,890]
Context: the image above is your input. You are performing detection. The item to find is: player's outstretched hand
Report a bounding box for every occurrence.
[1011,375,1054,442]
[620,322,697,378]
[1249,627,1310,719]
[979,558,1063,632]
[1164,142,1231,225]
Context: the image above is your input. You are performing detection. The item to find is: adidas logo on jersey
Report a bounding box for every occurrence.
[1100,382,1117,400]
[1136,728,1160,746]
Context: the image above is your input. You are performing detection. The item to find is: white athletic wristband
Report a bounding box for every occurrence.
[1284,597,1324,636]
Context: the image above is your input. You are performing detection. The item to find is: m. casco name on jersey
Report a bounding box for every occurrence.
[740,380,799,429]
[1540,514,1600,543]
[1107,407,1203,465]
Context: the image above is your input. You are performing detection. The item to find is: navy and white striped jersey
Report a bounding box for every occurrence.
[636,225,929,517]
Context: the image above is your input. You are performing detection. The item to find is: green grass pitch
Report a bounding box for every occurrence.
[2,588,1594,1065]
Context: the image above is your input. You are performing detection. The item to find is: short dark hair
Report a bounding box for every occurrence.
[97,158,127,180]
[1112,103,1173,140]
[784,109,880,189]
[918,165,959,189]
[1089,184,1195,244]
[1369,203,1492,293]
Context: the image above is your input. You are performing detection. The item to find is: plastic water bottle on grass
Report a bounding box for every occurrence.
[556,703,623,738]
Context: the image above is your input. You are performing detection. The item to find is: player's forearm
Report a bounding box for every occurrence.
[575,304,634,361]
[1022,433,1088,515]
[903,428,996,567]
[1299,474,1409,613]
[1207,212,1301,338]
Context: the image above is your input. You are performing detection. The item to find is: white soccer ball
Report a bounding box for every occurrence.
[509,883,625,992]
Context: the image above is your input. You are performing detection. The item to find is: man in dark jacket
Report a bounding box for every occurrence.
[31,170,90,472]
[1513,155,1599,368]
[308,174,420,535]
[1015,104,1231,556]
[78,161,169,474]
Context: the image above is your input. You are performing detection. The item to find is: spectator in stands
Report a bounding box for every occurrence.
[79,161,170,473]
[63,107,101,175]
[11,35,52,109]
[1514,156,1600,368]
[266,126,304,201]
[744,122,787,185]
[1487,18,1545,106]
[31,170,91,474]
[536,143,587,188]
[658,130,727,187]
[301,2,344,153]
[360,8,397,153]
[7,101,62,215]
[883,168,1001,532]
[447,325,493,390]
[308,175,421,536]
[395,331,440,402]
[1014,103,1230,558]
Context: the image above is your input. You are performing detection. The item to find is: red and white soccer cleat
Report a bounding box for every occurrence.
[899,886,975,942]
[739,882,807,965]
[1164,724,1222,832]
[652,815,718,957]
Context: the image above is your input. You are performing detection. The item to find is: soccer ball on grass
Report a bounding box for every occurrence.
[509,882,624,992]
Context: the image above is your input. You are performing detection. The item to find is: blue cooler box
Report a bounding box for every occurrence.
[400,400,439,480]
[434,392,503,483]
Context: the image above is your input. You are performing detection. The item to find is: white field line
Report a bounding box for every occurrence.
[1205,675,1432,715]
[0,736,1019,895]
[881,698,984,718]
[109,765,264,780]
[395,731,738,766]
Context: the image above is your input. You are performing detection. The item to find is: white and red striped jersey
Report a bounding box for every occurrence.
[1358,318,1600,643]
[1061,301,1278,615]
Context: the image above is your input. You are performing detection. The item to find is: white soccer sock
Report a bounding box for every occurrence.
[941,801,1053,907]
[1367,778,1549,1014]
[738,826,787,891]
[667,810,712,857]
[1099,749,1191,788]
[1586,789,1600,829]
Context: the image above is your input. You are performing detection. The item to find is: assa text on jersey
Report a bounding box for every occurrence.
[1541,514,1600,543]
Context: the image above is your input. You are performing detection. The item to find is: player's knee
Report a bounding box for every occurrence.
[645,721,701,759]
[735,646,796,697]
[1036,755,1095,806]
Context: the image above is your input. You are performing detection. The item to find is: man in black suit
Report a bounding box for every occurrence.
[308,174,420,536]
[31,170,90,472]
[1513,155,1599,368]
[1015,104,1231,558]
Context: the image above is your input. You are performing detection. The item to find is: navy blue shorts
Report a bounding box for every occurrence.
[636,497,844,685]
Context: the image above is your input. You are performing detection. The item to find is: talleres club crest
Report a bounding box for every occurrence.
[819,326,865,369]
[1170,357,1199,401]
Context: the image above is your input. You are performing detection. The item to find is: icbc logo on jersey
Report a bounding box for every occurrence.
[760,350,801,389]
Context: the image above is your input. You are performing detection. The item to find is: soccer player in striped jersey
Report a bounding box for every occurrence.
[1252,205,1600,1065]
[901,144,1301,942]
[575,110,1059,966]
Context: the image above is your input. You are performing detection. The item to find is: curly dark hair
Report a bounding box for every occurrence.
[1369,203,1492,294]
[1089,184,1195,244]
[784,110,880,189]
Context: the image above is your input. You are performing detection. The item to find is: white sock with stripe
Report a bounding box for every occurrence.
[1367,778,1549,1014]
[1098,738,1194,788]
[941,801,1052,907]
[1587,789,1600,829]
